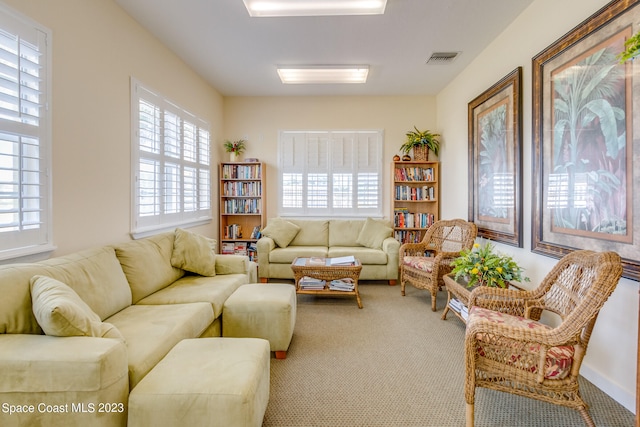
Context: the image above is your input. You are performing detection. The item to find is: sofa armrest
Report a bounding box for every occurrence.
[215,255,249,275]
[382,237,401,280]
[257,237,276,278]
[0,334,128,393]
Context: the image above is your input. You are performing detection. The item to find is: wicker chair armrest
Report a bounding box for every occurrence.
[465,315,577,348]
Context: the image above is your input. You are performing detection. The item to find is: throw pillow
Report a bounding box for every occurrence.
[171,228,217,276]
[356,218,393,249]
[261,218,300,248]
[30,275,125,340]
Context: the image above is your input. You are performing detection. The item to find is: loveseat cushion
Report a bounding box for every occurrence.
[40,246,133,321]
[0,263,50,334]
[261,218,300,248]
[106,303,214,388]
[114,232,185,304]
[30,275,124,340]
[469,306,575,380]
[136,274,247,318]
[328,219,364,247]
[356,217,393,249]
[171,228,217,276]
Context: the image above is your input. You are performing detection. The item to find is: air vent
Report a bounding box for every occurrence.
[426,52,460,64]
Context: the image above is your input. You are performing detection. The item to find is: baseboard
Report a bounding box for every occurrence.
[581,363,636,414]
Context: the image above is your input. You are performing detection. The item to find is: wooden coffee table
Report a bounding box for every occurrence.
[291,257,363,308]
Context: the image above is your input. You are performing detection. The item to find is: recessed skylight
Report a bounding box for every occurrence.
[277,65,369,84]
[244,0,387,17]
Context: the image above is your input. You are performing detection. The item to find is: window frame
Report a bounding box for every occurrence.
[0,4,53,262]
[277,130,383,218]
[130,78,212,238]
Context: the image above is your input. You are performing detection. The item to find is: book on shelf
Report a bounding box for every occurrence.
[299,276,326,290]
[234,242,248,255]
[221,242,235,254]
[250,226,261,239]
[329,278,355,291]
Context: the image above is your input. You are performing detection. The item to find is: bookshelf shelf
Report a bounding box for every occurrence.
[219,162,266,261]
[392,161,439,244]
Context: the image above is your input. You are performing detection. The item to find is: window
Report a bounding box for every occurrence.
[278,130,383,217]
[0,5,52,261]
[131,79,211,237]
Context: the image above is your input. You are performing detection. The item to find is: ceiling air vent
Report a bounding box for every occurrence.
[426,52,460,65]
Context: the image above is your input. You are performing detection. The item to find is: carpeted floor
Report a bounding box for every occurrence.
[263,281,634,427]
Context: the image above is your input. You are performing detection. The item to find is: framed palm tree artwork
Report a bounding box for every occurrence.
[532,0,640,280]
[468,67,523,247]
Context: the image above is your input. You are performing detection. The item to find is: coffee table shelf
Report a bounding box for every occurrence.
[291,257,363,308]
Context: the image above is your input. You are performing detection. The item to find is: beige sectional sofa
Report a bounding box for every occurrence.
[257,217,400,284]
[0,229,257,427]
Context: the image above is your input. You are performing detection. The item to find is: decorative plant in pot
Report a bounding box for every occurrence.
[450,240,529,288]
[399,127,440,161]
[224,139,246,162]
[618,29,640,63]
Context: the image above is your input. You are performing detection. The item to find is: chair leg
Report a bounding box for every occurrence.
[431,289,437,311]
[466,403,474,427]
[577,407,596,427]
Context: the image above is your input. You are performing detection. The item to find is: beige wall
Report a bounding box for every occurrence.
[437,0,637,411]
[3,0,224,256]
[223,95,436,220]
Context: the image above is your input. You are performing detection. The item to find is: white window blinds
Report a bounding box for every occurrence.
[131,79,211,236]
[0,5,52,261]
[278,130,383,217]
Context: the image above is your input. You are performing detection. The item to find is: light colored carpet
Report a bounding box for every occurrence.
[263,282,634,427]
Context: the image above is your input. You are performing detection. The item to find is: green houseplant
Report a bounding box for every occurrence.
[399,127,440,160]
[223,139,246,161]
[451,240,529,288]
[618,30,640,63]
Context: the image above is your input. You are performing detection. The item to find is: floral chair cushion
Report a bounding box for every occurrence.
[468,306,574,380]
[402,256,434,273]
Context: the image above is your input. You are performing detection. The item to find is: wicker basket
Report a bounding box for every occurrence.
[413,145,429,161]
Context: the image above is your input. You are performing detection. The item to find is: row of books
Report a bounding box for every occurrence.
[394,230,424,244]
[221,164,262,180]
[223,223,243,239]
[222,181,262,197]
[223,198,262,214]
[394,185,435,201]
[394,167,434,182]
[298,277,355,292]
[393,209,435,229]
[221,241,258,261]
[448,298,469,320]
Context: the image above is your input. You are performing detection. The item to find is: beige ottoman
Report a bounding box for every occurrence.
[128,338,270,427]
[223,283,296,359]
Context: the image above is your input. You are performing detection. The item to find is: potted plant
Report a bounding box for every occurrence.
[399,127,440,161]
[224,139,246,162]
[618,30,640,63]
[450,240,529,288]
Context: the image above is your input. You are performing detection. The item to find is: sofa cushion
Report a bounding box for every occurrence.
[114,232,185,304]
[215,254,249,275]
[261,218,301,248]
[40,246,133,320]
[469,306,575,380]
[171,228,217,277]
[328,219,364,247]
[136,274,247,318]
[288,219,329,247]
[106,303,214,388]
[30,275,124,340]
[0,263,50,334]
[356,218,393,249]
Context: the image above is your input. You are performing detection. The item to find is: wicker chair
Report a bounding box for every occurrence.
[464,250,623,427]
[399,219,477,311]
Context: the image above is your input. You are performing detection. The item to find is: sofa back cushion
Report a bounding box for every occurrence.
[0,263,49,334]
[40,246,133,320]
[328,220,365,247]
[114,232,185,303]
[288,219,329,247]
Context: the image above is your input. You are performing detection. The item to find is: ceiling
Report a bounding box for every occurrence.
[114,0,534,97]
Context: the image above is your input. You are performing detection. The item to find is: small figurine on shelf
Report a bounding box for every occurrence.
[224,139,246,162]
[393,154,401,162]
[402,154,411,161]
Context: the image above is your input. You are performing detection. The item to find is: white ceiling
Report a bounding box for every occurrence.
[114,0,534,97]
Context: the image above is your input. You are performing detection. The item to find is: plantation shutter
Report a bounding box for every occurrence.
[0,6,52,260]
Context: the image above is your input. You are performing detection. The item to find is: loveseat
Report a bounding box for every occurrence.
[257,217,400,284]
[0,228,257,427]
